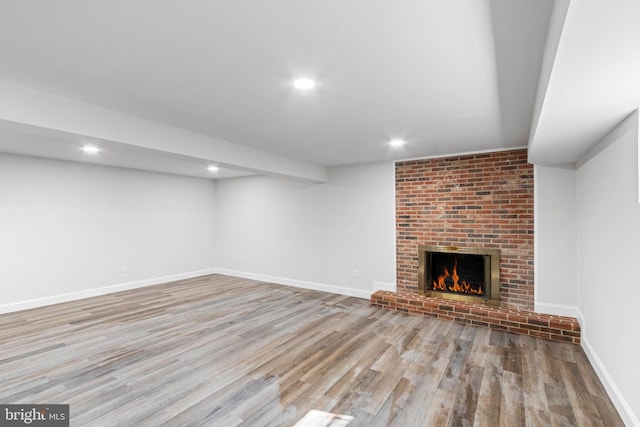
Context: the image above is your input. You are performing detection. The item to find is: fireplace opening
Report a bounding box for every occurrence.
[430,253,485,296]
[418,245,500,305]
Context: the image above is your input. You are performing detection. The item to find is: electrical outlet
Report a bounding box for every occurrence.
[122,265,129,274]
[353,269,359,278]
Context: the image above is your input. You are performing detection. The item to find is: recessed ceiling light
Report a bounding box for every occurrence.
[207,165,220,172]
[389,139,406,148]
[82,144,100,154]
[293,78,316,90]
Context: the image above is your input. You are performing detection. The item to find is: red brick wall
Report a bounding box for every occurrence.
[396,149,534,310]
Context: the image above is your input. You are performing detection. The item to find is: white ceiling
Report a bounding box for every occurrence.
[0,120,253,180]
[0,0,637,179]
[529,0,640,165]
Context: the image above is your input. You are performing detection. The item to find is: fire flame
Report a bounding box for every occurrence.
[432,258,483,295]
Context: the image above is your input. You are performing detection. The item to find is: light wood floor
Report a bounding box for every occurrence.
[0,275,624,426]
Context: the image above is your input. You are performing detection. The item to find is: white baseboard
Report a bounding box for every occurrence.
[1,268,378,314]
[534,301,579,318]
[0,268,218,315]
[372,281,396,292]
[216,268,372,299]
[579,309,639,427]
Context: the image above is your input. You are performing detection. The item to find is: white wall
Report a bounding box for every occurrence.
[215,161,396,298]
[534,164,578,316]
[576,112,640,426]
[0,153,217,312]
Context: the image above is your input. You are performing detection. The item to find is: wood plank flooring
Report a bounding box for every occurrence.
[0,274,625,426]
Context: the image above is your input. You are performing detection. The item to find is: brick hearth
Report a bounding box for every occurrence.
[371,290,580,344]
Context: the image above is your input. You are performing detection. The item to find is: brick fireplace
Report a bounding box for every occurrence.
[371,149,580,344]
[395,149,533,311]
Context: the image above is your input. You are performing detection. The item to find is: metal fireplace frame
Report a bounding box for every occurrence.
[418,244,501,306]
